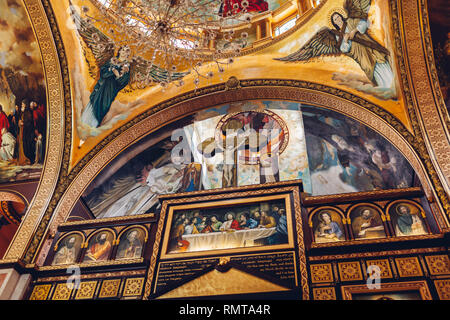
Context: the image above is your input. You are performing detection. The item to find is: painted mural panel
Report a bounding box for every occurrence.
[302,105,414,196]
[82,100,414,219]
[276,0,398,101]
[0,0,46,183]
[166,198,288,255]
[83,100,310,218]
[51,0,410,166]
[67,0,291,145]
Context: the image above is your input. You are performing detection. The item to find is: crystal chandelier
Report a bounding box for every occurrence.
[79,0,253,88]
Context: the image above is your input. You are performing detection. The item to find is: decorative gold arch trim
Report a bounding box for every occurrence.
[0,190,29,207]
[47,82,447,240]
[390,0,450,203]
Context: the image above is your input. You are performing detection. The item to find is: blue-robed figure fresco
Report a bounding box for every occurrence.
[70,5,188,128]
[81,47,131,128]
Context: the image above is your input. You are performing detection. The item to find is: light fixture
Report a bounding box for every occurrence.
[79,0,254,88]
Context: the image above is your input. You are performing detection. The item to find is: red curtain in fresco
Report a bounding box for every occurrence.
[220,0,269,17]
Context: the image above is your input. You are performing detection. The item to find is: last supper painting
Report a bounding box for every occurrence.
[165,197,291,256]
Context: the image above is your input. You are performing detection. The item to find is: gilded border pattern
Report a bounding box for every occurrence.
[2,0,68,261]
[308,247,446,261]
[419,0,450,132]
[390,0,450,217]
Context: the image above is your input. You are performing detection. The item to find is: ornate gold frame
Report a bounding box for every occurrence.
[341,280,433,300]
[159,194,294,259]
[59,213,155,228]
[144,182,309,299]
[346,202,389,240]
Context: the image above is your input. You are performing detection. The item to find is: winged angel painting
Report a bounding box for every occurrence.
[70,6,188,139]
[276,0,397,100]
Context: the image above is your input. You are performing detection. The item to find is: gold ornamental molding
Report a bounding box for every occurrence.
[1,0,69,262]
[392,0,450,195]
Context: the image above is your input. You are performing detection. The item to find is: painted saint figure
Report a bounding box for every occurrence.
[70,6,188,129]
[116,229,144,260]
[17,100,34,165]
[314,211,344,243]
[220,212,241,231]
[84,232,112,262]
[52,236,79,265]
[81,46,131,128]
[393,204,427,237]
[352,208,385,239]
[276,0,396,93]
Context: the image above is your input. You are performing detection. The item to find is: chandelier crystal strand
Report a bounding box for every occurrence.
[83,0,252,87]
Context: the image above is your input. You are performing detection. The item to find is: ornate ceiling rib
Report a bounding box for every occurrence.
[1,0,70,262]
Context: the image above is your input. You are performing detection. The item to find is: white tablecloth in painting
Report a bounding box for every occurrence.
[182,228,276,252]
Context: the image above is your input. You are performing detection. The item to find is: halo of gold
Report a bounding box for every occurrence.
[327,7,348,29]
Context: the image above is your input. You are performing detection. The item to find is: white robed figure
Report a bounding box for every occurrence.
[0,128,16,161]
[94,160,187,219]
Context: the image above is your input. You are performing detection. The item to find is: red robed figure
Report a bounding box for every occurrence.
[221,0,269,17]
[0,111,10,145]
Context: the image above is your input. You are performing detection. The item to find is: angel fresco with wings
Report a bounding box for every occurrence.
[276,0,396,99]
[70,6,188,129]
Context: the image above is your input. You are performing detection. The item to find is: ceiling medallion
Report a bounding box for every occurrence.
[73,0,256,89]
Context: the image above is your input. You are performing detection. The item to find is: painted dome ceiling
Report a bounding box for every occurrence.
[43,0,411,169]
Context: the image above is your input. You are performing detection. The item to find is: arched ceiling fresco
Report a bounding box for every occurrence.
[49,0,412,169]
[78,100,417,220]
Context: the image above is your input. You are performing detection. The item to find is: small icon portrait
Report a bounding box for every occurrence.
[390,202,428,237]
[350,206,386,239]
[83,231,114,262]
[52,233,83,265]
[116,228,145,260]
[312,209,345,243]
